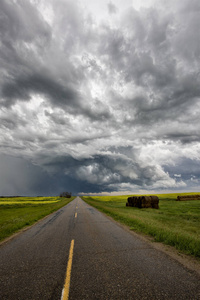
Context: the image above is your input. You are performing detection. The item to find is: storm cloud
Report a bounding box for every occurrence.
[0,0,200,195]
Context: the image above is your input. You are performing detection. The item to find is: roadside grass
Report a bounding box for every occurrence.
[0,196,75,242]
[82,193,200,258]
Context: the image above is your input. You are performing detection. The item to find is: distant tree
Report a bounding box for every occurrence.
[59,192,72,198]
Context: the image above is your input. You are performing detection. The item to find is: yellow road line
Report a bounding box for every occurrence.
[75,212,77,218]
[61,240,75,300]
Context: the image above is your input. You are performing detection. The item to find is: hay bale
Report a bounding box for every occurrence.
[126,195,159,208]
[150,196,159,209]
[136,197,141,208]
[141,196,152,208]
[132,197,138,207]
[177,195,200,201]
[127,196,139,207]
[128,197,134,206]
[127,197,133,204]
[150,195,159,201]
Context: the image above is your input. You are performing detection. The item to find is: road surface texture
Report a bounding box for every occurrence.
[0,197,199,299]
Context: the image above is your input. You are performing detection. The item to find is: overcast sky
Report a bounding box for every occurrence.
[0,0,200,196]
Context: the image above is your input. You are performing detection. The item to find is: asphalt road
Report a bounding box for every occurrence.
[0,197,200,299]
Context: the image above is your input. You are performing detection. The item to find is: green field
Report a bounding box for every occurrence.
[82,193,200,258]
[0,196,74,242]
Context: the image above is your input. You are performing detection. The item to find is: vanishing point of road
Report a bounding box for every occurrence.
[0,197,200,299]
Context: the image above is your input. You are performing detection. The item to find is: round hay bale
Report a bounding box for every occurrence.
[150,196,159,201]
[127,197,132,203]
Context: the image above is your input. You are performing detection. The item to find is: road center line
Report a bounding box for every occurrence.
[75,212,77,218]
[61,239,75,300]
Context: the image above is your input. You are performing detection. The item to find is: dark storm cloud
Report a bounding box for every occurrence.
[107,2,118,15]
[1,72,80,107]
[0,0,200,195]
[0,0,50,47]
[0,112,27,130]
[35,150,175,193]
[163,157,200,189]
[0,153,98,196]
[0,0,85,111]
[0,0,51,102]
[0,153,56,196]
[97,3,200,143]
[44,110,69,126]
[0,0,113,122]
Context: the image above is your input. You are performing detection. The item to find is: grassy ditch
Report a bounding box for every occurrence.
[0,196,75,242]
[82,193,200,258]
